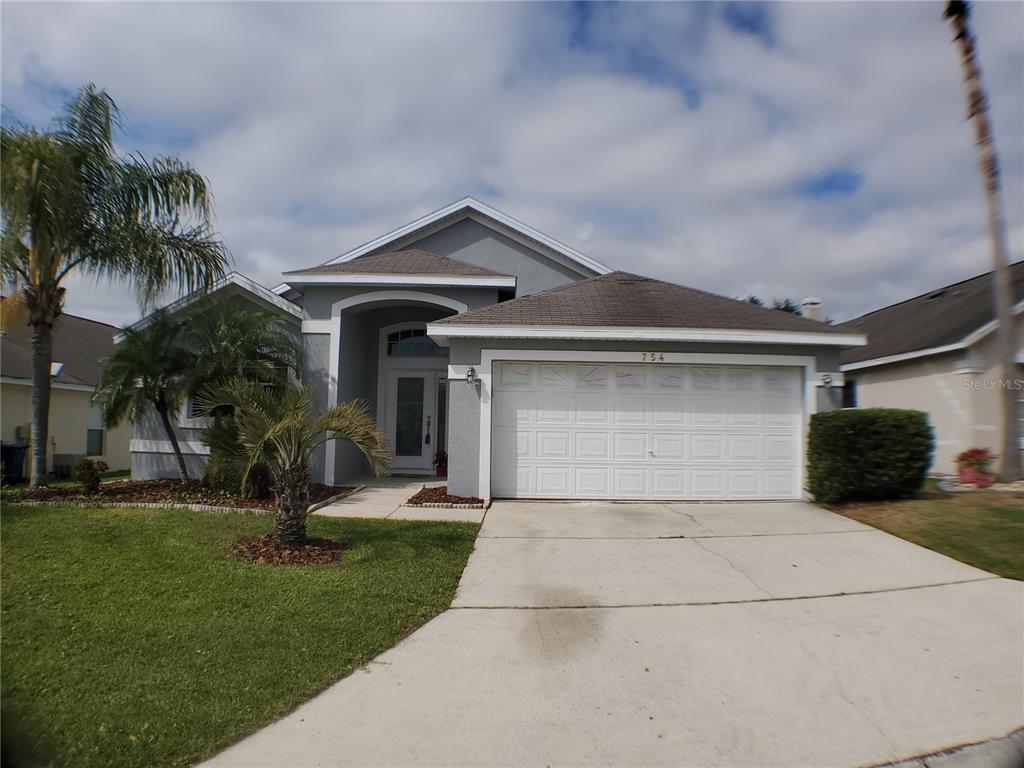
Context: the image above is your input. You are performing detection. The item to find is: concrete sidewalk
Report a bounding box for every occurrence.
[206,500,1023,768]
[314,477,485,523]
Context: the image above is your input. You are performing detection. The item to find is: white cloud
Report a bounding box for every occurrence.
[2,0,1021,327]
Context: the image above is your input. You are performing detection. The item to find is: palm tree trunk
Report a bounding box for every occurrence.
[29,320,53,488]
[946,1,1021,481]
[273,463,311,546]
[155,401,191,482]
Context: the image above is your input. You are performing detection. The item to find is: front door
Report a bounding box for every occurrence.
[385,370,439,472]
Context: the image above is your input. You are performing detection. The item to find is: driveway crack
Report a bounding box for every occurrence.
[690,538,776,600]
[661,503,716,536]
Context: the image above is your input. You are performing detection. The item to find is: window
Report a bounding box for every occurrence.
[87,402,104,456]
[386,328,447,357]
[842,380,858,409]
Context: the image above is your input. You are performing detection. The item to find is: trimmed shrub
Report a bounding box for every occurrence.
[201,417,272,499]
[808,408,933,504]
[74,459,110,494]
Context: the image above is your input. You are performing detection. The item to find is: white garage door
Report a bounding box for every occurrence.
[490,362,804,500]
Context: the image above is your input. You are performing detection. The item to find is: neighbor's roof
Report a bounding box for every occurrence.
[1,299,118,388]
[428,272,862,346]
[283,250,512,278]
[840,261,1024,369]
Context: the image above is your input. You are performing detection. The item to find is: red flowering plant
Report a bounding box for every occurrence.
[955,448,996,486]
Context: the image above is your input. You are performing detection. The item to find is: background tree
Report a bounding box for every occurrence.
[944,1,1021,481]
[744,295,801,314]
[0,84,228,486]
[199,379,390,546]
[96,310,195,480]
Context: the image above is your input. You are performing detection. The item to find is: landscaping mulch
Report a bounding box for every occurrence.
[231,534,347,565]
[2,479,354,511]
[405,485,485,508]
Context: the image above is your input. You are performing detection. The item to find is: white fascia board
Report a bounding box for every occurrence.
[122,272,302,337]
[320,197,612,275]
[1,376,96,393]
[960,298,1024,347]
[840,342,968,372]
[280,273,517,289]
[426,323,867,347]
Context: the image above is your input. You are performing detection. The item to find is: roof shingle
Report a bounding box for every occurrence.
[840,262,1024,365]
[433,271,849,333]
[284,250,509,278]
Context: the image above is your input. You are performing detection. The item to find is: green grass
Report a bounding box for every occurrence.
[835,486,1024,580]
[1,505,478,768]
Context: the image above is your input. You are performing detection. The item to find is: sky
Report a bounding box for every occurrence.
[2,0,1022,327]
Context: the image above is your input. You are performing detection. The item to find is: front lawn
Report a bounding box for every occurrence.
[1,505,478,768]
[834,485,1024,580]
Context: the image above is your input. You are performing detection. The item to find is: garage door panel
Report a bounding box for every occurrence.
[491,361,803,500]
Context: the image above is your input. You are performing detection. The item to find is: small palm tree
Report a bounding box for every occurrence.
[944,1,1021,481]
[97,310,195,481]
[199,378,391,546]
[185,300,300,393]
[1,84,228,486]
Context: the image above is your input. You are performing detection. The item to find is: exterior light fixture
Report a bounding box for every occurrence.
[466,365,478,385]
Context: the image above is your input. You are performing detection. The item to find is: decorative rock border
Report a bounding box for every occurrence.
[4,486,362,516]
[400,501,490,510]
[936,477,1024,494]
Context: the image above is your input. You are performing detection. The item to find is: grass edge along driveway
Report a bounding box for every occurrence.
[1,505,478,768]
[833,486,1024,581]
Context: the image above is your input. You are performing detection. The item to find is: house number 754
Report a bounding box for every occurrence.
[641,352,666,362]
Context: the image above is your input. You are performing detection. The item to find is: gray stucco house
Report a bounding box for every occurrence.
[131,197,865,501]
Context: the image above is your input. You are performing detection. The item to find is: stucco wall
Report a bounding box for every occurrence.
[849,319,1024,474]
[1,383,131,475]
[299,285,500,322]
[443,339,846,497]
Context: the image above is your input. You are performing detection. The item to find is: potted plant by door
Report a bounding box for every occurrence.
[955,448,996,487]
[433,450,448,478]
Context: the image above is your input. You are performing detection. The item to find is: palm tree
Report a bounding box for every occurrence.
[185,300,300,393]
[199,378,391,546]
[0,84,228,486]
[97,310,195,481]
[944,1,1021,481]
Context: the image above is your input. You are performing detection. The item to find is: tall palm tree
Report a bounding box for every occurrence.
[199,378,391,546]
[97,310,195,481]
[1,84,228,486]
[944,1,1021,481]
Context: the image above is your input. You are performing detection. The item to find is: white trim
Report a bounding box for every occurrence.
[1,376,96,393]
[840,342,967,372]
[130,439,210,456]
[474,349,817,501]
[281,273,516,289]
[302,320,333,334]
[428,323,865,348]
[331,290,468,317]
[177,397,212,429]
[122,272,302,339]
[841,298,1024,372]
[319,197,611,276]
[375,321,450,433]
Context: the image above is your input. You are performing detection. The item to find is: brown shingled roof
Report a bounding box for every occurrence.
[284,250,509,278]
[840,261,1024,365]
[433,271,849,333]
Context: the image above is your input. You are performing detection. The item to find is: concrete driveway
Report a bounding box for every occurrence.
[206,500,1024,768]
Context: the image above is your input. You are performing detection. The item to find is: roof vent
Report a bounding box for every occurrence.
[926,289,947,300]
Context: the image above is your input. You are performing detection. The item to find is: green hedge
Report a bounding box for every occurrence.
[808,408,934,504]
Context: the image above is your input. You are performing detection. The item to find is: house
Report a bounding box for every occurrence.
[131,198,865,501]
[1,302,131,480]
[840,262,1024,475]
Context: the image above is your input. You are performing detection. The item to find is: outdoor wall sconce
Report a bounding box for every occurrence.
[466,365,478,385]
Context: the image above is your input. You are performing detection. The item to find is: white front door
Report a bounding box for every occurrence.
[490,362,804,500]
[385,370,438,472]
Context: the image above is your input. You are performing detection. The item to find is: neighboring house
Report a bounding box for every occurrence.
[131,197,865,501]
[1,301,131,479]
[840,262,1024,475]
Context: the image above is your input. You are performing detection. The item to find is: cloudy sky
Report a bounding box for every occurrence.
[2,1,1022,326]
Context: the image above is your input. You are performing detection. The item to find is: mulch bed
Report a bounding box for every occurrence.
[231,534,347,565]
[3,479,354,511]
[405,485,485,508]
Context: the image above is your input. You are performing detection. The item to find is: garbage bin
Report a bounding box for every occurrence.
[1,443,29,484]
